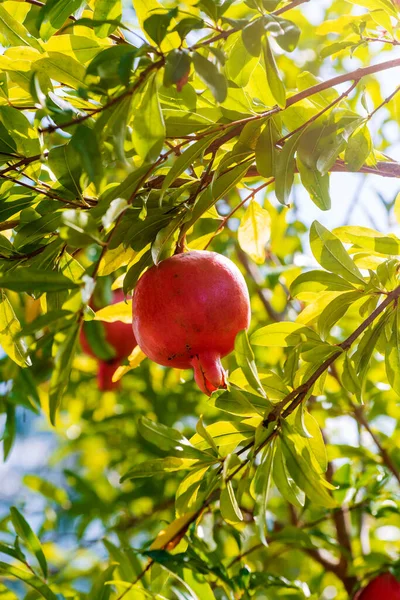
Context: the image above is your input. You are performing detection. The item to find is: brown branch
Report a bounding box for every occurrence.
[39,60,164,134]
[277,80,358,145]
[0,219,19,232]
[362,36,400,46]
[189,0,310,50]
[368,84,400,119]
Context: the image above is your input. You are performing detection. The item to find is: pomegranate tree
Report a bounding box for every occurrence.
[132,250,251,394]
[355,573,400,599]
[80,289,137,391]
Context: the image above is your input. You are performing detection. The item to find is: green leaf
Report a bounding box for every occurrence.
[192,52,227,103]
[0,290,31,367]
[123,248,152,294]
[81,320,116,361]
[88,563,116,600]
[0,5,43,51]
[143,8,178,46]
[0,541,25,562]
[0,268,79,293]
[263,36,286,109]
[163,48,191,89]
[238,200,271,264]
[280,426,336,508]
[290,270,356,298]
[309,221,365,285]
[34,52,86,89]
[333,225,400,256]
[39,0,86,41]
[345,123,372,171]
[10,507,47,578]
[255,119,280,178]
[297,157,331,210]
[214,387,269,416]
[385,308,400,397]
[49,323,80,425]
[253,441,275,545]
[93,0,122,38]
[59,209,102,247]
[2,403,16,461]
[220,481,243,523]
[121,457,194,482]
[0,562,57,600]
[273,438,305,508]
[275,132,302,205]
[264,15,301,52]
[184,159,253,232]
[251,321,321,347]
[23,475,69,506]
[0,122,17,157]
[138,416,210,460]
[317,290,362,339]
[234,330,267,397]
[48,143,82,196]
[70,125,103,191]
[132,72,165,162]
[151,217,182,265]
[159,132,220,203]
[242,18,265,57]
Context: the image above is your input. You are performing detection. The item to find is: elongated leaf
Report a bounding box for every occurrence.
[0,290,31,367]
[310,221,365,285]
[290,270,356,298]
[253,442,275,545]
[192,52,227,103]
[238,200,271,264]
[39,0,85,41]
[121,457,194,482]
[150,512,197,551]
[0,5,43,51]
[138,416,210,460]
[235,330,266,397]
[220,481,243,524]
[159,132,220,202]
[132,72,165,162]
[23,475,69,506]
[0,562,57,600]
[345,123,371,171]
[10,507,47,578]
[0,268,79,293]
[49,323,80,425]
[273,439,305,508]
[251,321,321,347]
[385,308,400,397]
[93,0,122,38]
[256,119,280,178]
[275,131,301,205]
[88,564,116,600]
[297,157,331,210]
[333,225,400,256]
[263,36,286,108]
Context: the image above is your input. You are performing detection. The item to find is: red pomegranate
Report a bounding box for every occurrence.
[80,289,137,391]
[132,250,251,395]
[355,573,400,599]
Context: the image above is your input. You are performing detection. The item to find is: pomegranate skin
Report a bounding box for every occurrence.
[355,573,400,599]
[80,289,137,391]
[132,251,251,394]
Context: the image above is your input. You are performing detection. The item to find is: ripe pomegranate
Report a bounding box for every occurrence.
[80,289,137,391]
[355,573,400,599]
[132,250,251,395]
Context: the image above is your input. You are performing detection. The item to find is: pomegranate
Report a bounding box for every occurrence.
[355,573,400,599]
[80,289,137,391]
[132,250,251,395]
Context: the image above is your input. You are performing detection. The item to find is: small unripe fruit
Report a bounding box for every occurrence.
[355,573,400,599]
[80,289,137,391]
[132,250,251,394]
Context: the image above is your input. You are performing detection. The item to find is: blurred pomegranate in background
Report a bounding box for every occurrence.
[80,289,136,391]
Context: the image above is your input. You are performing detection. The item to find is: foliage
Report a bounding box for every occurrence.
[0,0,400,598]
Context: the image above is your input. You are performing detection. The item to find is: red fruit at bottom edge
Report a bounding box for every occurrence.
[132,250,251,395]
[355,573,400,599]
[80,289,137,391]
